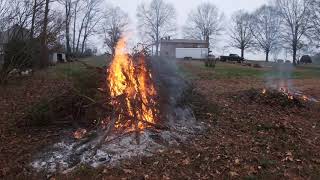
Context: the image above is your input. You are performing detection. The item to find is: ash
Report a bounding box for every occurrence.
[31,57,203,174]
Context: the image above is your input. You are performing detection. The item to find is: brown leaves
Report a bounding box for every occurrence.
[182,157,191,165]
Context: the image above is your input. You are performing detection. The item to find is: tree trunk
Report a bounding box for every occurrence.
[265,51,269,62]
[39,0,49,68]
[65,2,71,60]
[30,0,37,39]
[72,2,78,54]
[76,22,84,55]
[81,35,87,54]
[155,24,159,56]
[292,46,297,66]
[155,41,159,56]
[241,48,244,58]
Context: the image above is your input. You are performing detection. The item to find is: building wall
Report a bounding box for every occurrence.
[160,41,208,57]
[49,53,66,64]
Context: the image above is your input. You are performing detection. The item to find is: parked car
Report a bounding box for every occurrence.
[276,59,285,63]
[220,54,244,63]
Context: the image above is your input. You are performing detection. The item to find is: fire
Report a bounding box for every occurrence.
[107,38,158,130]
[302,95,308,101]
[278,87,293,100]
[262,89,267,94]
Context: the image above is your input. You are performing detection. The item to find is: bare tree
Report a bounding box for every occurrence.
[229,10,254,58]
[275,0,313,65]
[75,0,102,55]
[309,0,320,47]
[71,0,83,53]
[47,9,65,49]
[137,0,176,56]
[0,0,11,33]
[8,0,34,31]
[39,0,49,68]
[183,2,224,47]
[30,0,46,39]
[80,0,102,54]
[251,5,282,62]
[101,6,129,55]
[58,0,72,59]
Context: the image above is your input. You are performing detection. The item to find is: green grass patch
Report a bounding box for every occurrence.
[213,64,266,79]
[179,60,320,80]
[179,61,267,80]
[81,55,109,68]
[48,59,104,95]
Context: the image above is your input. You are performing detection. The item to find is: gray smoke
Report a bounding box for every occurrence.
[265,62,294,90]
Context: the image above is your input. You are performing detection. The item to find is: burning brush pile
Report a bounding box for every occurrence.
[106,38,159,134]
[238,86,318,108]
[31,38,202,173]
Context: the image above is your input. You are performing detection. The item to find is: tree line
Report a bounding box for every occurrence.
[1,0,320,69]
[136,0,320,65]
[0,0,129,63]
[0,0,130,84]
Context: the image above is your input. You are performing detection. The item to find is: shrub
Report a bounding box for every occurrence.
[300,55,312,64]
[0,39,39,84]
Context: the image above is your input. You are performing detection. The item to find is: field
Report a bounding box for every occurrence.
[0,58,320,179]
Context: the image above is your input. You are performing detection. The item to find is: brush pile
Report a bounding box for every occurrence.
[236,88,307,108]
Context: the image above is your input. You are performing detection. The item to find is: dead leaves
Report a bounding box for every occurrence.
[282,151,294,162]
[182,157,191,165]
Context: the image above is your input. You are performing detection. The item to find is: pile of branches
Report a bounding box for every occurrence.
[20,90,107,129]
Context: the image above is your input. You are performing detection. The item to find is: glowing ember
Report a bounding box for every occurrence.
[288,95,294,100]
[74,128,87,139]
[302,95,308,101]
[262,89,267,94]
[107,38,159,130]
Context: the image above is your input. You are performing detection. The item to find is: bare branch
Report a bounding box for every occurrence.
[137,0,176,56]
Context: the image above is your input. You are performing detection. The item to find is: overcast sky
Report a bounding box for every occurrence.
[103,0,272,60]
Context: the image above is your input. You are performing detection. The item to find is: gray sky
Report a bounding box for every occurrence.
[104,0,271,60]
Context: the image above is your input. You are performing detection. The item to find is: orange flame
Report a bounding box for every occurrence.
[262,89,267,94]
[107,38,158,130]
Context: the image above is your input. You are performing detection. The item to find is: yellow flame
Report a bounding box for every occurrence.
[107,38,158,130]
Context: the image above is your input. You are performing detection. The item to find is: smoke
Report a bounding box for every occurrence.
[150,56,201,133]
[265,62,294,91]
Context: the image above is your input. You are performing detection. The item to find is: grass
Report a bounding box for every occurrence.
[81,55,109,67]
[48,55,108,95]
[179,61,267,80]
[179,60,320,80]
[213,63,266,79]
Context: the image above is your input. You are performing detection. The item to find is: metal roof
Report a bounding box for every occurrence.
[160,39,207,44]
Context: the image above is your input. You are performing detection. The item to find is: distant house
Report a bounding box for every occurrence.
[160,38,209,59]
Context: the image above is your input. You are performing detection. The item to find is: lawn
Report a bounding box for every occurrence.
[179,60,320,80]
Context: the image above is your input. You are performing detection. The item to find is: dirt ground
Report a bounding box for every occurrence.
[61,61,320,179]
[0,72,72,178]
[1,60,320,179]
